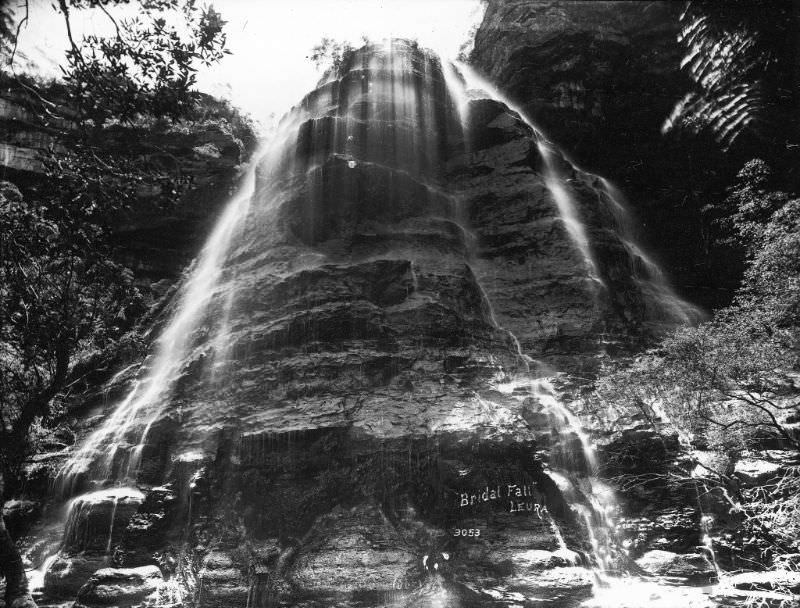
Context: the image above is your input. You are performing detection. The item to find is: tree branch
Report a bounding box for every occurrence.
[8,0,29,66]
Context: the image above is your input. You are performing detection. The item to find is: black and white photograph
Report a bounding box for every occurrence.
[1,1,799,606]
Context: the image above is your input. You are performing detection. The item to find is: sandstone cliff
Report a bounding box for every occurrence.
[470,0,745,310]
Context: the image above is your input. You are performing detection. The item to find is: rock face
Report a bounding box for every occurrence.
[31,40,704,607]
[73,565,163,608]
[42,488,145,600]
[471,1,684,177]
[470,1,743,309]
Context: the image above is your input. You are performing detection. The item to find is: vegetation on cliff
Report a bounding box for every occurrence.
[0,2,253,605]
[597,158,800,567]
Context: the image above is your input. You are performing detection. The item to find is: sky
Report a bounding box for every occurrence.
[10,0,485,130]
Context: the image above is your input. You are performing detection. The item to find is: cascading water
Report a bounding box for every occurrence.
[441,61,716,605]
[29,40,714,608]
[450,60,702,330]
[30,139,278,605]
[57,153,261,495]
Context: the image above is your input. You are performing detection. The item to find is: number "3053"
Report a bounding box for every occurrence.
[453,528,481,537]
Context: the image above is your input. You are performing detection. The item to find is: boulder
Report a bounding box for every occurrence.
[503,566,594,603]
[62,488,144,554]
[712,570,800,608]
[73,565,163,608]
[2,500,41,538]
[734,451,797,487]
[43,553,109,599]
[726,570,800,594]
[635,550,716,581]
[511,548,581,570]
[196,551,249,608]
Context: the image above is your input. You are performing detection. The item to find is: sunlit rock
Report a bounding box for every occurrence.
[73,565,163,608]
[636,550,716,581]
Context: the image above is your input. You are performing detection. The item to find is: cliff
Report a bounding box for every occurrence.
[6,39,727,608]
[470,0,745,310]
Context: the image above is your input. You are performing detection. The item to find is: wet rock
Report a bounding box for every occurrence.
[121,486,178,564]
[196,551,249,608]
[43,553,109,599]
[62,488,144,554]
[635,550,716,581]
[290,503,417,595]
[735,459,783,486]
[511,548,582,569]
[469,0,743,310]
[2,500,41,538]
[73,565,162,608]
[734,451,797,487]
[502,566,594,603]
[471,0,683,174]
[464,99,533,150]
[19,38,718,608]
[599,427,680,478]
[617,508,700,555]
[712,571,800,608]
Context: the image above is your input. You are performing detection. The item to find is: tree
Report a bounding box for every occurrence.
[0,3,232,605]
[309,37,356,73]
[56,0,228,127]
[599,159,799,449]
[595,158,800,560]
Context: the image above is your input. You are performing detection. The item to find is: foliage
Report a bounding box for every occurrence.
[56,0,229,127]
[309,37,357,74]
[747,466,800,555]
[723,160,793,247]
[598,324,797,456]
[598,159,799,456]
[595,156,799,564]
[0,180,144,494]
[664,1,797,152]
[0,0,237,497]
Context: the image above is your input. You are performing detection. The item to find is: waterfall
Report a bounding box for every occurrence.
[31,40,714,607]
[57,159,260,496]
[598,178,704,325]
[442,60,714,603]
[448,60,702,328]
[537,144,606,291]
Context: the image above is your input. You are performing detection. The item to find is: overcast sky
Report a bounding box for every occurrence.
[11,0,484,131]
